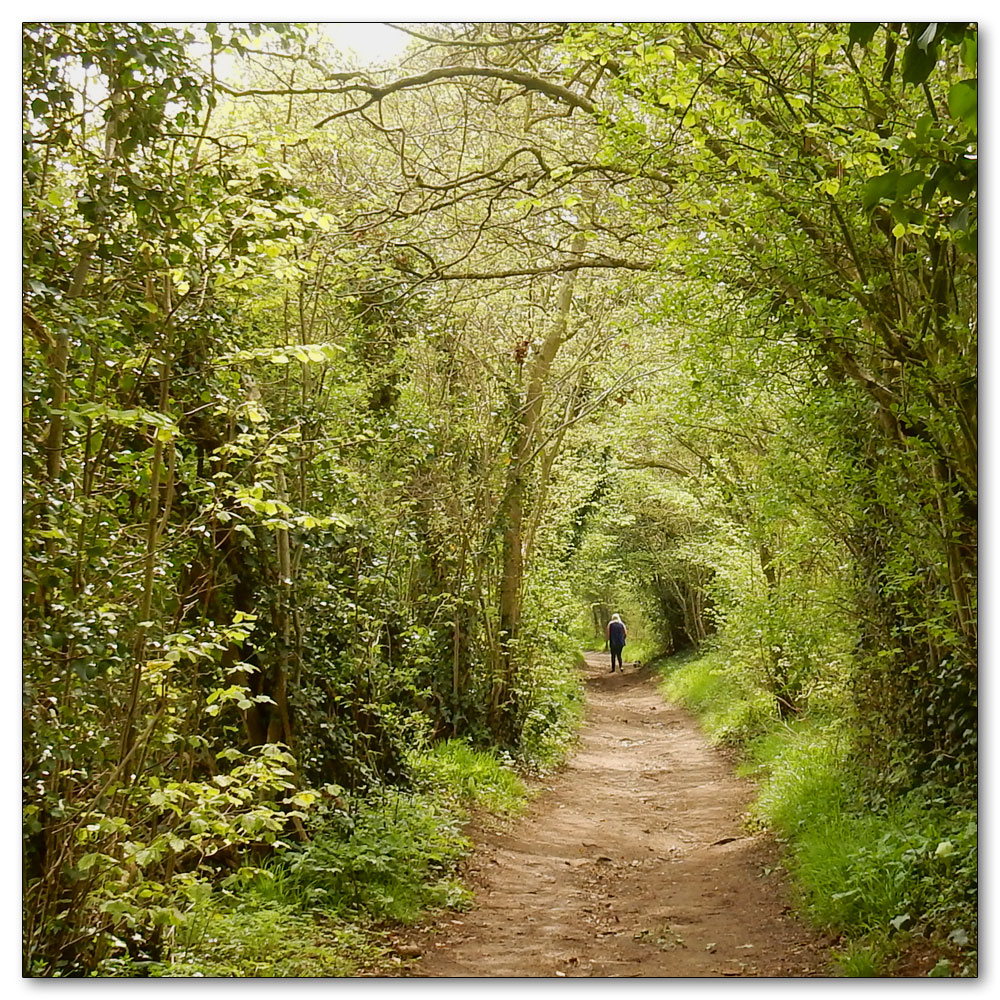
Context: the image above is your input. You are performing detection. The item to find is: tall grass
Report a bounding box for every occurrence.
[410,738,528,815]
[747,718,977,975]
[157,903,378,978]
[657,647,777,745]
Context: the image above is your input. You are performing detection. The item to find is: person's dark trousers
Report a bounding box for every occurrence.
[610,646,624,671]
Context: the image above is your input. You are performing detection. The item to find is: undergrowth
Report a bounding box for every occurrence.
[151,904,379,978]
[656,648,978,978]
[128,672,579,978]
[657,647,777,746]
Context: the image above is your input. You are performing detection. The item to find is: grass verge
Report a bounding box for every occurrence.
[655,647,977,978]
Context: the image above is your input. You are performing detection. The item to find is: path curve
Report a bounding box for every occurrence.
[405,653,833,977]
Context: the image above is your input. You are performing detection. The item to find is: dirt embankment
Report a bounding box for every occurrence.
[400,653,836,978]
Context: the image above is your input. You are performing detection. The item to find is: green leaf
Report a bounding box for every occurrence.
[914,22,938,52]
[892,223,906,239]
[152,906,186,927]
[861,170,899,210]
[948,206,970,233]
[848,23,879,50]
[960,34,977,71]
[947,81,977,130]
[914,114,933,144]
[901,29,939,86]
[134,846,158,867]
[896,171,926,201]
[937,165,974,202]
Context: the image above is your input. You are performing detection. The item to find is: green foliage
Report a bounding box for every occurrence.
[740,716,854,836]
[742,715,977,975]
[410,740,527,816]
[259,790,472,925]
[104,734,533,976]
[834,940,886,978]
[516,658,585,772]
[657,649,777,746]
[149,903,377,978]
[566,470,714,659]
[566,19,977,789]
[23,18,976,977]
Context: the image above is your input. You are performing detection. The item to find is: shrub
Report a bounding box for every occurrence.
[256,788,472,925]
[149,902,379,977]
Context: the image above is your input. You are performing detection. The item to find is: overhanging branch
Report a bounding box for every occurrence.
[297,66,598,128]
[399,255,661,282]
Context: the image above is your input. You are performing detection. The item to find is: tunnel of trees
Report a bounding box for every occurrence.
[22,21,976,976]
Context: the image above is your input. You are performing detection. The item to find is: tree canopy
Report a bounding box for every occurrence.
[22,21,976,976]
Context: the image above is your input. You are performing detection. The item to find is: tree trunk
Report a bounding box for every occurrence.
[491,229,587,741]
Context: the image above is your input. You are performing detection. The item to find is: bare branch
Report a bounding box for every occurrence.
[397,255,662,282]
[293,65,599,128]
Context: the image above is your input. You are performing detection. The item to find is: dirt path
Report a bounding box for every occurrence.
[404,653,834,978]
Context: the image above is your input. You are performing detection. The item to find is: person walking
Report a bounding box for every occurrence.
[607,613,627,673]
